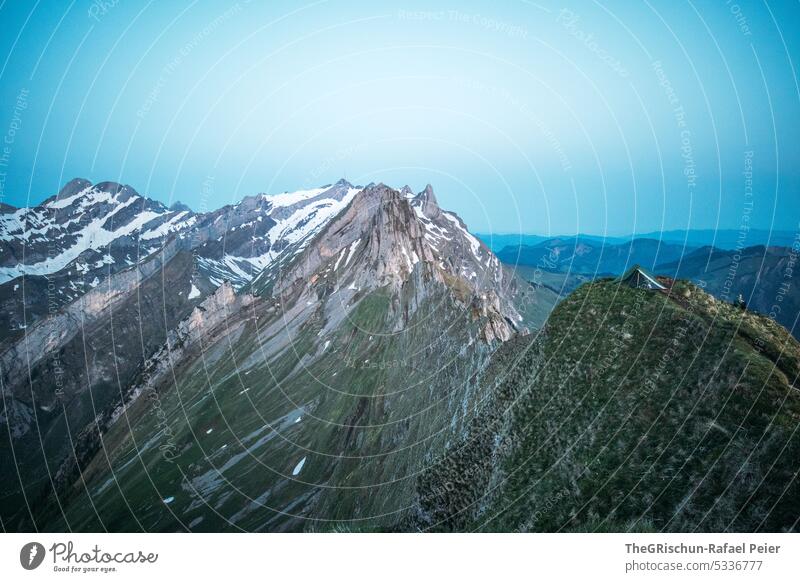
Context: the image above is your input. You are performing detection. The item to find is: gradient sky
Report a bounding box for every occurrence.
[1,0,799,237]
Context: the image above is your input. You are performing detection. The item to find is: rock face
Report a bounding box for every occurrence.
[0,178,556,532]
[415,280,800,532]
[259,183,526,338]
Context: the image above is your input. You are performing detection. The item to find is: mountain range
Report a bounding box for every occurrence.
[0,178,553,531]
[1,178,797,532]
[478,229,799,253]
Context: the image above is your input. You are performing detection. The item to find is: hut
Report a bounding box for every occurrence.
[618,265,667,291]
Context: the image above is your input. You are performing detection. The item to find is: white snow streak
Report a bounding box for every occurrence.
[292,457,306,476]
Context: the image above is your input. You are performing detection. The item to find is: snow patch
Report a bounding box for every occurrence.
[292,456,306,476]
[333,248,346,271]
[342,238,361,268]
[139,210,196,240]
[46,185,95,209]
[263,187,327,208]
[443,212,482,260]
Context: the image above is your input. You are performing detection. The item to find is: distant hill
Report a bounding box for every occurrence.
[635,229,798,250]
[476,232,627,253]
[494,237,693,276]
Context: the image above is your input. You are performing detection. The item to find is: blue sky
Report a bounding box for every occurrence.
[1,0,798,236]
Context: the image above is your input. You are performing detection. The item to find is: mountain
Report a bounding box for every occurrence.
[0,179,556,531]
[415,278,800,532]
[0,179,193,285]
[0,178,364,346]
[0,179,196,345]
[655,245,799,338]
[495,237,693,276]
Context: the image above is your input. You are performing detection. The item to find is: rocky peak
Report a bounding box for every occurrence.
[418,183,437,205]
[332,178,354,188]
[43,177,92,204]
[42,179,148,211]
[268,181,523,342]
[170,201,192,212]
[413,183,442,220]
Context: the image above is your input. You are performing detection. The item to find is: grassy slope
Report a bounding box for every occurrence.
[416,280,800,532]
[38,284,500,532]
